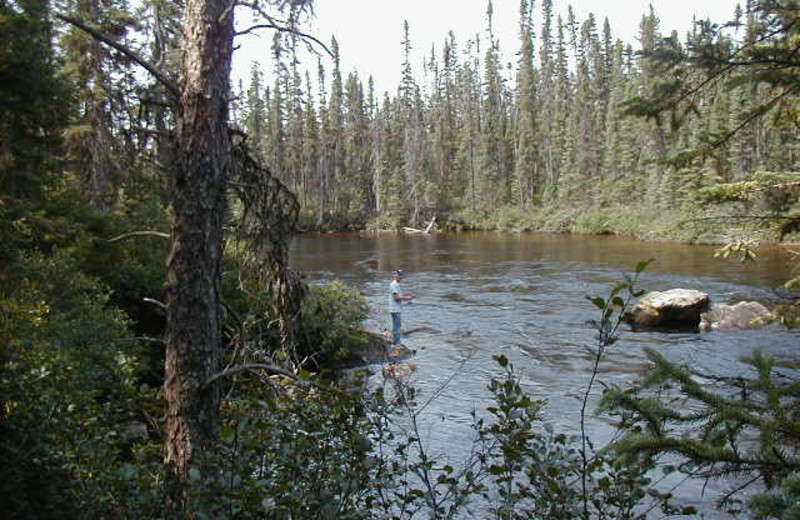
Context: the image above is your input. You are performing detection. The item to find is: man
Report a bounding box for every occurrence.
[389,269,414,345]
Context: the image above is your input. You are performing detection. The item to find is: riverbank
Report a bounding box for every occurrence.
[301,203,790,245]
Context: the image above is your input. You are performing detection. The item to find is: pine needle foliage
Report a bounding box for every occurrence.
[600,347,800,512]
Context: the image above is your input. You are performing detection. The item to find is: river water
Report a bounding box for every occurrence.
[291,231,799,518]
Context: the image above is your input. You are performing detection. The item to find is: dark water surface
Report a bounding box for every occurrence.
[291,231,799,518]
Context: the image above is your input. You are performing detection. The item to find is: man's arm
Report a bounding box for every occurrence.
[393,291,413,302]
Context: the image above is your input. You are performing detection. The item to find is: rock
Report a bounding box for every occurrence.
[632,289,710,329]
[387,344,415,361]
[700,301,773,331]
[355,330,393,364]
[342,330,418,367]
[382,362,417,381]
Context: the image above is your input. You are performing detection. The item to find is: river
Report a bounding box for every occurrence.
[290,231,799,518]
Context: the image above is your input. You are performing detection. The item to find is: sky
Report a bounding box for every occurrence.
[233,0,742,95]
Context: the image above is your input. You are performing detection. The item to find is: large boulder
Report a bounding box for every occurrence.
[700,301,773,331]
[632,289,710,329]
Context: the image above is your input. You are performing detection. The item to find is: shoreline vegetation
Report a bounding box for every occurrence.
[299,204,800,247]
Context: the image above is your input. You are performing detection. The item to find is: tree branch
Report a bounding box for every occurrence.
[56,13,180,99]
[108,230,170,242]
[710,82,800,148]
[234,1,333,58]
[203,363,298,389]
[235,23,333,58]
[143,297,167,310]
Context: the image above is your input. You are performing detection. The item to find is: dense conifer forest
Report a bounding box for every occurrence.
[234,0,799,237]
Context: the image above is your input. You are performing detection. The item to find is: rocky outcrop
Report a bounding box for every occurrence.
[632,289,710,329]
[382,361,417,381]
[347,330,416,366]
[700,301,773,331]
[387,344,415,360]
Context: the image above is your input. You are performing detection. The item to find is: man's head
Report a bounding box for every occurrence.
[394,269,404,281]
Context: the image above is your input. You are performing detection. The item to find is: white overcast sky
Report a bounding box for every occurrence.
[233,0,741,95]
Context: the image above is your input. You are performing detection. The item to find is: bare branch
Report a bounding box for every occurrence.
[234,23,333,57]
[203,363,298,389]
[233,1,333,58]
[56,13,180,99]
[143,297,167,310]
[108,230,170,242]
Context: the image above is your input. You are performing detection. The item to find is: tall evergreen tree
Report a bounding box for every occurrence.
[0,0,67,199]
[515,17,539,208]
[302,71,319,210]
[244,62,266,158]
[60,0,135,212]
[326,36,344,213]
[266,33,287,181]
[480,0,509,209]
[164,0,235,513]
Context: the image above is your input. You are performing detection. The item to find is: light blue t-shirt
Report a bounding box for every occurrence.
[389,279,403,313]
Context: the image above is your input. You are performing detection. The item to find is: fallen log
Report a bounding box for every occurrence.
[402,216,436,234]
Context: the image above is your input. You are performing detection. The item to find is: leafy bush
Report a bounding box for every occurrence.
[366,213,403,231]
[209,377,385,519]
[574,208,613,235]
[1,250,162,518]
[296,281,369,367]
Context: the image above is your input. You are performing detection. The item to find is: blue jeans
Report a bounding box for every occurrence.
[391,312,402,345]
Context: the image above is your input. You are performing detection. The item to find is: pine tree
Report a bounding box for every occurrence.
[399,20,424,224]
[164,0,235,512]
[601,40,639,205]
[602,348,800,509]
[454,35,482,216]
[286,35,306,195]
[537,0,559,203]
[244,62,266,159]
[435,31,460,214]
[60,0,136,212]
[636,7,668,209]
[302,71,319,210]
[326,36,344,214]
[514,20,539,208]
[556,13,580,207]
[0,0,68,199]
[576,14,602,206]
[379,93,405,222]
[480,1,509,209]
[343,71,372,217]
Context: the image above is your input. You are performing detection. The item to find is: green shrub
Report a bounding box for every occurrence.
[573,207,613,235]
[296,281,369,368]
[366,213,402,231]
[1,250,162,518]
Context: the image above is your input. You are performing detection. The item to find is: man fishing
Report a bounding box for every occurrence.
[389,269,414,345]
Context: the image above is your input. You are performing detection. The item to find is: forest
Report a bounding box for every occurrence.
[235,0,799,237]
[1,0,799,518]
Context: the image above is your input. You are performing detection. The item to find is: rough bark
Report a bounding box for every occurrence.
[163,0,234,515]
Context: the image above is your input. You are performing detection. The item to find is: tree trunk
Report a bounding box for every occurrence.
[164,0,234,515]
